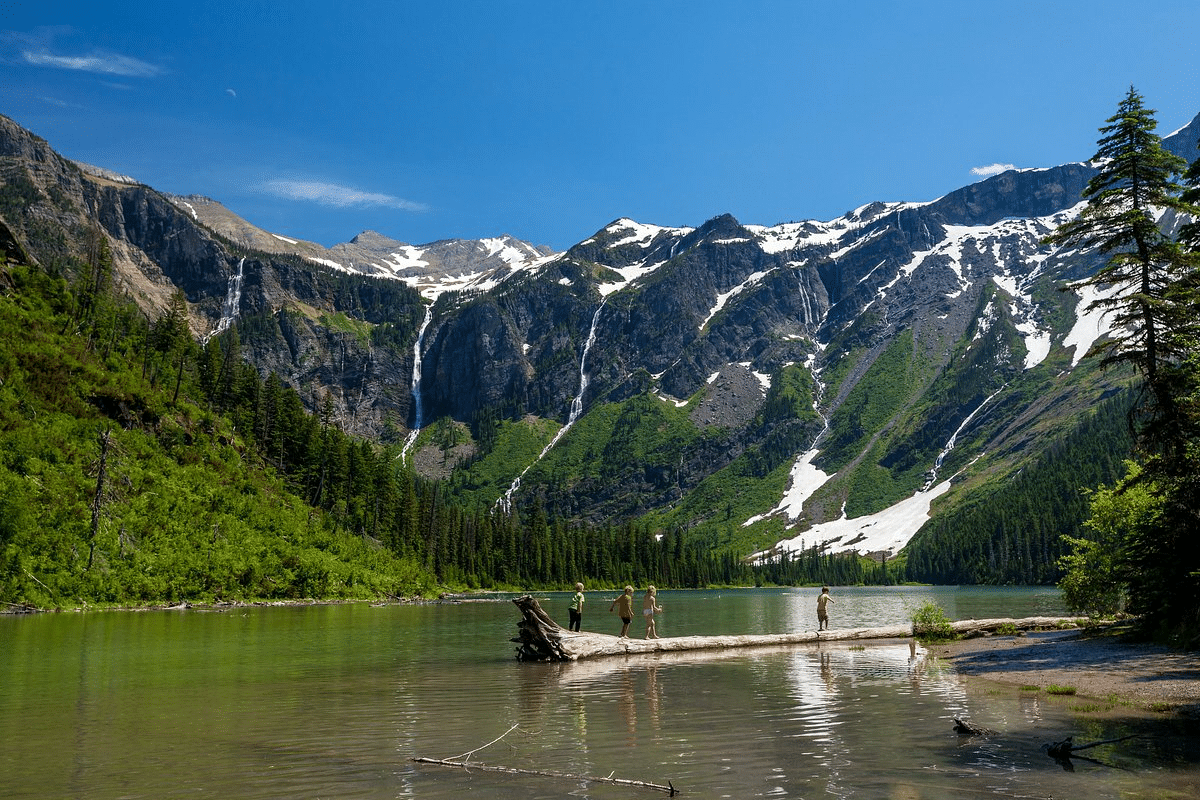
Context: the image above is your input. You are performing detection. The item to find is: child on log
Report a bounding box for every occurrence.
[643,586,663,639]
[568,582,585,632]
[817,587,834,631]
[609,586,634,638]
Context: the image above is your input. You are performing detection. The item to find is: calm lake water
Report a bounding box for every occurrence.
[2,586,1197,799]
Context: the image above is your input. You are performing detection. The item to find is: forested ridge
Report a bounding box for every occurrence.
[904,390,1136,585]
[0,239,892,610]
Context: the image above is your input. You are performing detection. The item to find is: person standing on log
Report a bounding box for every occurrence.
[817,586,834,631]
[610,586,634,638]
[568,582,585,632]
[642,586,663,639]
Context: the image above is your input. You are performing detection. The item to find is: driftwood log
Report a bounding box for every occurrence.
[511,595,1085,661]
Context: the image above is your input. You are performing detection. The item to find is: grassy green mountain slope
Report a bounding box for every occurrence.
[0,255,435,609]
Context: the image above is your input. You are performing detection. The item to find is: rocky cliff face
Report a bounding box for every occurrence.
[0,114,427,439]
[3,110,1195,559]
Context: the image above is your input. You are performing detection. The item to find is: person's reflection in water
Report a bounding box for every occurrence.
[645,664,661,731]
[571,693,588,759]
[619,668,637,742]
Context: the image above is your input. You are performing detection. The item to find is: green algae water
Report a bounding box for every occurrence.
[2,587,1197,798]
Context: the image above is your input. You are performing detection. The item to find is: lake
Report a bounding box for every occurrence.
[2,586,1197,798]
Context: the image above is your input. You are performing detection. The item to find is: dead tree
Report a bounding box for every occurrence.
[88,428,112,571]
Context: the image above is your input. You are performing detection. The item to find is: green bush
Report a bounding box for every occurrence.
[912,601,956,641]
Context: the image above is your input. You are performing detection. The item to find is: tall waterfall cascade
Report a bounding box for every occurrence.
[400,304,434,463]
[205,258,245,343]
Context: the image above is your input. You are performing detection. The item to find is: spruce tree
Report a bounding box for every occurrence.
[1045,86,1195,444]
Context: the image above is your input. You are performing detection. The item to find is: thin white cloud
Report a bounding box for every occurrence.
[260,179,428,211]
[971,163,1016,178]
[23,49,161,77]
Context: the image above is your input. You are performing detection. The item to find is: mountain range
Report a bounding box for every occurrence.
[4,110,1196,576]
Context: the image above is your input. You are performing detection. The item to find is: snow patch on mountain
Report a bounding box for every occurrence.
[481,236,544,264]
[1063,282,1120,366]
[589,220,696,296]
[592,218,687,248]
[746,202,924,254]
[599,257,670,296]
[743,448,831,528]
[380,246,431,272]
[754,480,953,559]
[700,268,774,329]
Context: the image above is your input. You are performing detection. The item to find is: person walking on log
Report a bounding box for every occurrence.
[568,582,585,632]
[642,586,663,639]
[609,586,634,638]
[817,586,834,631]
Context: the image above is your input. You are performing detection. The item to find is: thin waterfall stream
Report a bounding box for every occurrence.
[400,304,434,462]
[922,385,1004,490]
[501,299,607,509]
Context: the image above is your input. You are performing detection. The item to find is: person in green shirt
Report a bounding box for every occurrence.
[568,582,585,631]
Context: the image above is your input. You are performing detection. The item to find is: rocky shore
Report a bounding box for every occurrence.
[929,625,1200,717]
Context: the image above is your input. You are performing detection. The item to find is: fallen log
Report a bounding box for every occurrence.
[511,595,1086,662]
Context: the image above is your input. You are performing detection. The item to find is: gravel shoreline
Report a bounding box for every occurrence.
[928,626,1200,716]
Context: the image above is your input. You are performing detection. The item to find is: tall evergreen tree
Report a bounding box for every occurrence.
[1045,86,1195,449]
[1049,88,1200,639]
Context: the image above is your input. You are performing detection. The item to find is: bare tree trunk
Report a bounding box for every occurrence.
[88,428,111,571]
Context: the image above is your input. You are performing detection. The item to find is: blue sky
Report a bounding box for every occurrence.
[4,1,1200,251]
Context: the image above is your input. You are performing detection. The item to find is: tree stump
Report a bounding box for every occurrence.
[511,595,571,661]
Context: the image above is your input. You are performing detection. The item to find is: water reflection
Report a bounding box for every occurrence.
[4,588,1198,800]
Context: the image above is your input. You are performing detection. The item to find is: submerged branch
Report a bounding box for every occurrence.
[1046,734,1141,759]
[449,723,520,762]
[410,757,677,795]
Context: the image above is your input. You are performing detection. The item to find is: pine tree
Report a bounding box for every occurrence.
[1045,86,1195,444]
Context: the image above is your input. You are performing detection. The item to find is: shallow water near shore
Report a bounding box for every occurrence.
[2,586,1197,798]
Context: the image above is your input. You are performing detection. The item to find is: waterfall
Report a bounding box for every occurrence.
[567,302,604,425]
[206,257,245,342]
[500,299,607,510]
[399,304,434,463]
[923,387,1004,490]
